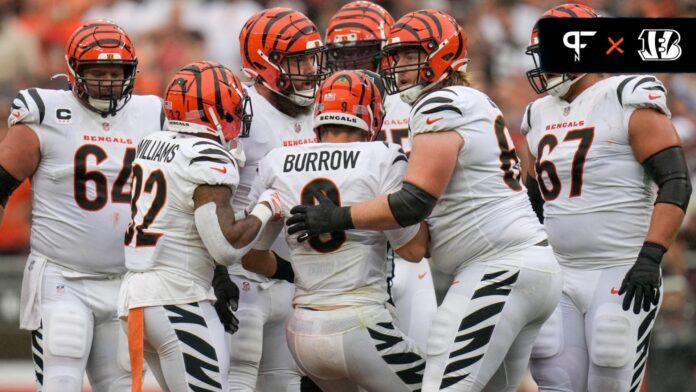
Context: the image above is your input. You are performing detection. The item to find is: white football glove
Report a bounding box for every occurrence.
[229,138,246,168]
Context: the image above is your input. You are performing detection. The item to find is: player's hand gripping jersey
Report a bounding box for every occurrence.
[120,131,239,313]
[9,88,163,274]
[253,141,419,308]
[522,75,670,269]
[410,86,546,274]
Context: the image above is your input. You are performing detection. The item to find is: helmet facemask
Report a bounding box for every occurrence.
[326,40,383,72]
[526,43,584,97]
[381,44,439,104]
[272,47,328,107]
[70,60,137,117]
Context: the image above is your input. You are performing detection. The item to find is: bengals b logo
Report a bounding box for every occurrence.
[638,29,682,61]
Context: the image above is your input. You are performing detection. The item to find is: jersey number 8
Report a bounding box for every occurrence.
[300,178,346,253]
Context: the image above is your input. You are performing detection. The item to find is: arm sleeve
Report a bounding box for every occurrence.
[618,75,671,130]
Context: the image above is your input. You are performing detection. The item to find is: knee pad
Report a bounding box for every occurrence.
[229,310,264,366]
[45,308,89,359]
[590,305,632,368]
[531,309,563,359]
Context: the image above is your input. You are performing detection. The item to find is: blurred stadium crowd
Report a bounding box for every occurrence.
[0,0,694,390]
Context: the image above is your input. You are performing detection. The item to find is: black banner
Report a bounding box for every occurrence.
[538,18,696,73]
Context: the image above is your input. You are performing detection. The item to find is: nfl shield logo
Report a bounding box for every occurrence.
[563,107,571,116]
[56,284,65,294]
[294,123,301,133]
[242,282,251,292]
[102,122,110,131]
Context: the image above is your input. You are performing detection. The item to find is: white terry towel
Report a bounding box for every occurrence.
[19,254,47,330]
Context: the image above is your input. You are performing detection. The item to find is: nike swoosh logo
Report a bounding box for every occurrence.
[426,117,444,125]
[11,111,20,118]
[418,272,427,280]
[610,287,620,295]
[451,279,459,286]
[211,166,227,174]
[648,94,661,100]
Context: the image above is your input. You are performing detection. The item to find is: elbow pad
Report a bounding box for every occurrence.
[643,146,692,211]
[525,176,544,223]
[0,164,21,208]
[195,203,266,265]
[387,182,438,227]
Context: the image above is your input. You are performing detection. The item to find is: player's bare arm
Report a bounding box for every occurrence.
[288,131,461,237]
[629,108,689,248]
[393,221,430,262]
[0,124,39,221]
[194,185,261,248]
[620,107,692,313]
[193,184,279,266]
[241,249,292,282]
[350,131,461,230]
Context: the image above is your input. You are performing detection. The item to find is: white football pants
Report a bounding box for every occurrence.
[226,276,300,392]
[391,255,438,353]
[32,262,131,392]
[530,264,662,392]
[423,244,563,392]
[287,304,425,391]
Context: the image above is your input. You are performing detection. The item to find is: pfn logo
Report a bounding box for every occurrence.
[638,29,682,61]
[563,31,597,62]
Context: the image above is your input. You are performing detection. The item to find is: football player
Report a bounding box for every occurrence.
[119,61,279,392]
[520,4,691,392]
[0,20,163,392]
[324,0,438,353]
[243,70,429,391]
[286,10,564,391]
[228,7,327,391]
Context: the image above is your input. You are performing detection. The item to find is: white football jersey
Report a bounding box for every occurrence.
[8,88,163,274]
[252,142,419,308]
[409,86,546,275]
[229,85,317,281]
[378,94,412,152]
[120,131,240,314]
[522,75,669,269]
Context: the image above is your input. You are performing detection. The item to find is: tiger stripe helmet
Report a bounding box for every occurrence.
[65,19,138,115]
[325,1,394,72]
[526,3,600,95]
[239,8,326,106]
[314,70,384,141]
[164,61,252,145]
[380,9,468,104]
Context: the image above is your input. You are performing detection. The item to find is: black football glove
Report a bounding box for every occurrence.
[619,242,664,314]
[212,265,239,334]
[286,192,354,242]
